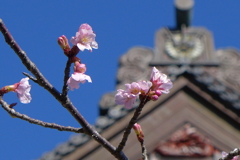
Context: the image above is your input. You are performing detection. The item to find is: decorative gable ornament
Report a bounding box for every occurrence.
[155,124,216,157]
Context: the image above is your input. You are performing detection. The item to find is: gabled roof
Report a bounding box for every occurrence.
[39,45,240,159]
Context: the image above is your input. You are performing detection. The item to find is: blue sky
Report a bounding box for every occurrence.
[1,1,240,160]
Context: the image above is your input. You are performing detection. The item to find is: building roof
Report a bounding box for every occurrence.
[38,26,240,160]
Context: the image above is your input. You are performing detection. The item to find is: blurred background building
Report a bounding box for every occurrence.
[39,0,240,159]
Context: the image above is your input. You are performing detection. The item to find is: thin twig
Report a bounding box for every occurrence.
[219,148,240,160]
[116,96,150,152]
[0,98,84,133]
[23,72,38,83]
[0,19,128,160]
[141,142,148,160]
[62,58,72,97]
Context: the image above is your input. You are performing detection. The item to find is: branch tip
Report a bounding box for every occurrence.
[0,99,83,133]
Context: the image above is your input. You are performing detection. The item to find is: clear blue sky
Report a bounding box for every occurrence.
[0,1,240,160]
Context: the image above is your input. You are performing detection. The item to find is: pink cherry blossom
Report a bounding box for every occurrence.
[115,67,172,107]
[115,82,143,109]
[14,77,32,104]
[222,151,239,160]
[150,67,172,94]
[67,72,92,91]
[125,82,141,95]
[138,80,152,94]
[114,81,152,108]
[115,89,137,109]
[70,23,98,52]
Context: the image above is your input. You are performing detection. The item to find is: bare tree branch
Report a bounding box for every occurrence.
[219,148,240,160]
[0,98,84,133]
[0,19,128,160]
[62,58,71,97]
[116,96,150,152]
[0,19,61,100]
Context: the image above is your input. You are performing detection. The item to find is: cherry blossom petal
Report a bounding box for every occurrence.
[67,77,80,91]
[138,80,152,94]
[150,67,161,82]
[115,89,137,109]
[115,89,127,105]
[124,95,137,109]
[91,41,98,49]
[159,81,173,94]
[125,82,141,95]
[67,73,92,91]
[150,67,172,94]
[14,78,32,104]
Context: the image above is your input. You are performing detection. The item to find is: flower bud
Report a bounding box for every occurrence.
[155,90,162,96]
[74,61,86,73]
[151,95,159,101]
[149,91,155,95]
[58,35,70,52]
[133,123,144,142]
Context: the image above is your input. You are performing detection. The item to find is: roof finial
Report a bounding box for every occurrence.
[175,0,194,30]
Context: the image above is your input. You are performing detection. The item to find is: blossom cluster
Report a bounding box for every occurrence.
[115,67,172,109]
[0,24,98,103]
[57,23,98,90]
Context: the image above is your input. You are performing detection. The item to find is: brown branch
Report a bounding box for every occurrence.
[0,98,84,133]
[0,19,128,160]
[116,96,150,152]
[219,148,240,160]
[62,58,72,97]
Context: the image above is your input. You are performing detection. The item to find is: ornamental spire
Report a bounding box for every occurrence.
[175,0,194,30]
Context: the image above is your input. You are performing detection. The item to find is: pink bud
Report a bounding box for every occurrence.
[151,95,159,101]
[155,90,162,96]
[58,35,70,52]
[0,85,15,96]
[133,123,144,142]
[74,61,86,73]
[4,85,16,92]
[149,91,155,95]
